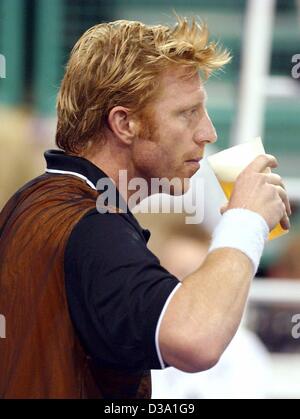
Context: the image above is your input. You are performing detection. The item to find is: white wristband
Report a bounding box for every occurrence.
[208,208,269,274]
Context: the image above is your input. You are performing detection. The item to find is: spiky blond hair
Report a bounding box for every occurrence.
[56,17,231,154]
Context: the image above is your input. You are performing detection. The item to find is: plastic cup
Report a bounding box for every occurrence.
[207,137,288,240]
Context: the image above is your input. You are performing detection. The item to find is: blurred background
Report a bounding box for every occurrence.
[0,0,300,399]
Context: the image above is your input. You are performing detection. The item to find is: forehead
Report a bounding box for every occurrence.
[155,67,207,108]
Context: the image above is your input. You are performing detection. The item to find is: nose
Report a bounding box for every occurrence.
[193,110,217,146]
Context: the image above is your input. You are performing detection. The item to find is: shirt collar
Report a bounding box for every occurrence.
[44,149,109,189]
[44,149,151,242]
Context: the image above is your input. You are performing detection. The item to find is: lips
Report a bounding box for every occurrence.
[185,157,203,163]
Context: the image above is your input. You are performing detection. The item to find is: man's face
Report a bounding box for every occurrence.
[132,66,217,195]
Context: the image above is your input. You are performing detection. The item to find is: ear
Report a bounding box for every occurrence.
[107,106,137,145]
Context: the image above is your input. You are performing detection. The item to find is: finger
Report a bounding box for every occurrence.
[275,189,290,230]
[264,173,284,188]
[245,154,278,174]
[275,185,292,217]
[264,174,292,216]
[280,212,290,230]
[276,200,289,230]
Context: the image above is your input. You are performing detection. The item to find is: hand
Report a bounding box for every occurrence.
[221,154,291,231]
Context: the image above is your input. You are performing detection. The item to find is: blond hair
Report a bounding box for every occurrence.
[56,17,231,154]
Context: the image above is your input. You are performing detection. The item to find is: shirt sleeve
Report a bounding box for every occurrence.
[64,209,180,371]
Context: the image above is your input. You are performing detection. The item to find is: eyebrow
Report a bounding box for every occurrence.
[190,98,207,109]
[177,95,207,113]
[182,90,208,111]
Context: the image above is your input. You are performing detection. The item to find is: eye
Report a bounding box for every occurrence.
[185,107,198,118]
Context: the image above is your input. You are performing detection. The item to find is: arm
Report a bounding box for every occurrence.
[159,155,291,372]
[159,247,252,372]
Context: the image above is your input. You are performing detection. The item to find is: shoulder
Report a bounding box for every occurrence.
[71,208,145,242]
[65,208,151,266]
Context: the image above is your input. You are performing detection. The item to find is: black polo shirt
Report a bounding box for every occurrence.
[45,150,180,371]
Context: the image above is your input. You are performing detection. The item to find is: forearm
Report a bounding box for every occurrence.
[181,247,253,351]
[159,209,269,371]
[159,247,253,371]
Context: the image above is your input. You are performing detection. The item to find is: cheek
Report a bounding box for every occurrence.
[132,118,188,178]
[133,140,167,175]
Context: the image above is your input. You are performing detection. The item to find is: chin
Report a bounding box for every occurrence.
[169,178,191,196]
[149,172,191,196]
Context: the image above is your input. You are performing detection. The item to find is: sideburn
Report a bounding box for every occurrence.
[136,106,158,143]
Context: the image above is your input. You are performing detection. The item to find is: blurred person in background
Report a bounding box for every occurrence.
[253,227,300,353]
[0,17,290,399]
[268,230,300,280]
[0,108,45,209]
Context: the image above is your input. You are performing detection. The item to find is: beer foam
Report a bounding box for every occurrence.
[207,137,265,182]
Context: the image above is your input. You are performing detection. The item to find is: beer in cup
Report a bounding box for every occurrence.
[207,137,288,240]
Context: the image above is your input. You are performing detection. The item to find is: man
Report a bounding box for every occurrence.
[0,17,290,398]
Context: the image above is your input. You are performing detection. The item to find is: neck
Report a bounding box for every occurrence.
[83,143,149,211]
